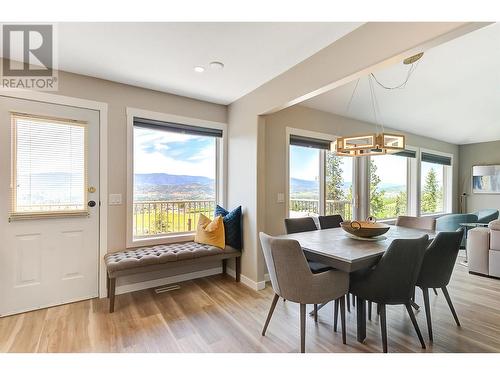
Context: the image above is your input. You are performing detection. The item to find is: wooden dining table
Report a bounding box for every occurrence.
[278,225,436,343]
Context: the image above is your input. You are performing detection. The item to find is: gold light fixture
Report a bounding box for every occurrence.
[332,133,405,156]
[332,53,423,157]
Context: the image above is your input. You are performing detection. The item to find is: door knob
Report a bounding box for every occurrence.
[88,200,96,207]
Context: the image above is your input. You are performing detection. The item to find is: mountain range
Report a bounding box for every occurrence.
[135,173,213,186]
[21,172,404,202]
[134,173,215,201]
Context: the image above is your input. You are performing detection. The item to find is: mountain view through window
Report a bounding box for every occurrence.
[133,126,217,237]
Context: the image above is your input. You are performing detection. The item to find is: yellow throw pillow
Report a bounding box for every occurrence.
[195,214,225,249]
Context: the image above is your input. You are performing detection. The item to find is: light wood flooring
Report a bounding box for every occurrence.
[1,256,500,353]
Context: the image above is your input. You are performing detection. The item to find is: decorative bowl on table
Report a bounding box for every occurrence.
[340,217,390,238]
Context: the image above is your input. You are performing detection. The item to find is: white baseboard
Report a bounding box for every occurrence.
[225,268,270,291]
[115,267,222,295]
[115,268,271,295]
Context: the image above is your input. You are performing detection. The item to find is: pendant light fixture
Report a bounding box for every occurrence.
[332,52,423,157]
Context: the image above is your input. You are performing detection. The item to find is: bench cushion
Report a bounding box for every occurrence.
[105,242,238,274]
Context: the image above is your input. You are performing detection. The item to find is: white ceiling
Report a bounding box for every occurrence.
[54,22,361,104]
[303,23,500,145]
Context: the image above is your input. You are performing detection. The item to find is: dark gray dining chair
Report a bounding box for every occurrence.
[284,216,318,234]
[284,217,332,274]
[259,232,349,353]
[317,214,358,314]
[318,214,344,230]
[350,235,430,353]
[394,215,438,307]
[319,215,348,308]
[416,228,464,341]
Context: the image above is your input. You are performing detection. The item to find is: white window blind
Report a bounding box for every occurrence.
[11,113,88,219]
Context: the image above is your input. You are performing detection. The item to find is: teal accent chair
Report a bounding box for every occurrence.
[474,209,499,224]
[436,214,478,247]
[436,214,478,232]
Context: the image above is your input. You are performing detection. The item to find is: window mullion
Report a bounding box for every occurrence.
[319,149,325,216]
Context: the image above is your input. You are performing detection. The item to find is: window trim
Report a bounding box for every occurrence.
[126,107,227,248]
[10,112,89,220]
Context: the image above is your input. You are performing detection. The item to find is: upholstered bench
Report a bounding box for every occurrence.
[104,242,241,312]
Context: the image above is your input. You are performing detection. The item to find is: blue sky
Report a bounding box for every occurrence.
[290,145,353,182]
[134,127,216,178]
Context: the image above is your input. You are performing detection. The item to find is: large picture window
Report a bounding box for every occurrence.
[326,151,353,219]
[131,115,223,243]
[288,133,353,220]
[289,144,320,217]
[287,130,453,223]
[420,152,451,215]
[369,154,408,220]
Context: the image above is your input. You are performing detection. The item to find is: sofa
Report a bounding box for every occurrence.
[467,220,500,278]
[476,209,500,224]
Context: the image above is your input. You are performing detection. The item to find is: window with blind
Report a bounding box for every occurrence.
[420,152,452,215]
[11,113,88,219]
[132,117,222,240]
[288,133,354,220]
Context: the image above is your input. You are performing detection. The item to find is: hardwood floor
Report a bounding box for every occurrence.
[2,257,500,353]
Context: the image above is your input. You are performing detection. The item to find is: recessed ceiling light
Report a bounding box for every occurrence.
[209,61,224,70]
[194,66,205,73]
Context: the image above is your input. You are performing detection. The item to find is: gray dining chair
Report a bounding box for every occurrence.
[395,215,436,231]
[259,232,350,353]
[283,217,333,318]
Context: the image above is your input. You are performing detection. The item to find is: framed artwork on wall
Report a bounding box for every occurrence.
[472,165,500,194]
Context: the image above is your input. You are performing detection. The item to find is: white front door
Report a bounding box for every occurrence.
[0,96,100,316]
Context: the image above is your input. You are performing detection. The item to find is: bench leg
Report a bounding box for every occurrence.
[109,277,116,313]
[235,257,241,282]
[222,258,227,275]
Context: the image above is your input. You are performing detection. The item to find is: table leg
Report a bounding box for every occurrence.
[460,226,469,267]
[356,296,366,343]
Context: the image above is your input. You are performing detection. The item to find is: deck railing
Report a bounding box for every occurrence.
[290,199,352,220]
[133,200,215,237]
[133,198,353,237]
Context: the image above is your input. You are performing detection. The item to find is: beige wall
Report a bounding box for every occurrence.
[53,70,227,252]
[459,140,500,212]
[263,105,460,235]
